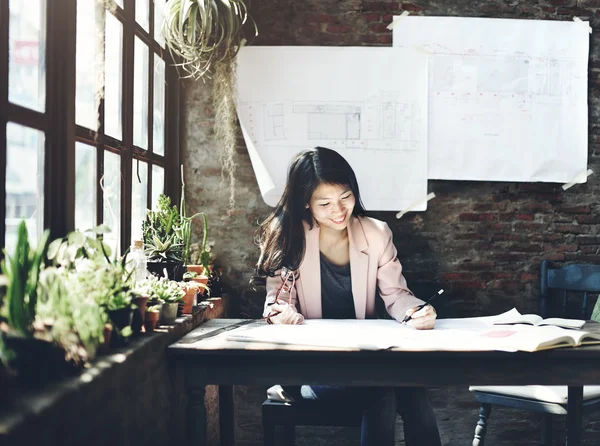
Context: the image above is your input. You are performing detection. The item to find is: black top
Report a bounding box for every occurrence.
[320,253,356,319]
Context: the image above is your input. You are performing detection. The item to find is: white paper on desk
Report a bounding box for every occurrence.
[393,16,589,183]
[226,318,527,352]
[236,46,429,211]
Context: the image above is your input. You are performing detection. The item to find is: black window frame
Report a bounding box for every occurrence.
[0,0,181,254]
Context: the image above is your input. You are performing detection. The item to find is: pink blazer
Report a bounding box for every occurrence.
[264,215,425,321]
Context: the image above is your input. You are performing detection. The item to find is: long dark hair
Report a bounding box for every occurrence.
[254,147,366,283]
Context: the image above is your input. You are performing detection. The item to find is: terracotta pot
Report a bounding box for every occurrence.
[131,295,149,334]
[99,323,113,353]
[185,264,206,276]
[144,311,160,333]
[181,286,198,314]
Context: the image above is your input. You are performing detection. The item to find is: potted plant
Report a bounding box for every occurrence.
[45,225,134,350]
[180,278,208,314]
[153,277,185,325]
[177,165,211,278]
[143,194,185,281]
[0,221,69,386]
[144,305,161,333]
[36,266,106,364]
[161,0,257,207]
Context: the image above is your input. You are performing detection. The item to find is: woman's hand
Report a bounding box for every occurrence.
[266,303,304,325]
[404,305,436,330]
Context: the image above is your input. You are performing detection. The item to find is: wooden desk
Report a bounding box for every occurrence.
[168,319,600,446]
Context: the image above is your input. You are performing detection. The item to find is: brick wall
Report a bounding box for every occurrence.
[181,1,600,444]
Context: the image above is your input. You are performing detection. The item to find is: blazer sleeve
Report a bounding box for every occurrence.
[377,223,425,322]
[263,270,300,318]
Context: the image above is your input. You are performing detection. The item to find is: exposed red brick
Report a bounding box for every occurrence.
[401,3,424,12]
[440,272,475,281]
[555,224,591,234]
[308,14,336,23]
[326,24,352,33]
[514,213,535,221]
[556,204,591,214]
[576,235,600,245]
[370,23,391,33]
[543,253,566,261]
[362,2,399,12]
[362,13,381,22]
[459,213,495,222]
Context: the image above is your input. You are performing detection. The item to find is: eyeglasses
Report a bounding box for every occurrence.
[265,267,296,325]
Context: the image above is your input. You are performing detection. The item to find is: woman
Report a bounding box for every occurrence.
[255,147,441,446]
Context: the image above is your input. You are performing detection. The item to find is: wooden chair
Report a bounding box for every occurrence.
[470,260,600,446]
[262,386,363,446]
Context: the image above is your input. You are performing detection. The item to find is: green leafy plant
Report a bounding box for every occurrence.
[143,195,186,263]
[183,271,199,280]
[1,221,50,337]
[177,165,208,266]
[135,275,184,304]
[144,234,184,263]
[36,267,106,362]
[47,224,116,270]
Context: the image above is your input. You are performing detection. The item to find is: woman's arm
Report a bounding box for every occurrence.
[263,270,300,317]
[376,224,428,323]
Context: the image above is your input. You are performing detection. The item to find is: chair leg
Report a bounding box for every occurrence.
[541,414,553,445]
[263,420,276,446]
[283,424,295,446]
[473,403,492,446]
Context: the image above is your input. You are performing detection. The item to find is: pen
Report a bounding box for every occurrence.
[401,289,444,324]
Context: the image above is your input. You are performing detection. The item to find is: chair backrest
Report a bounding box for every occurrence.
[540,260,600,319]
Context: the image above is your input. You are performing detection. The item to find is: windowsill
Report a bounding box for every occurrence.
[0,296,228,437]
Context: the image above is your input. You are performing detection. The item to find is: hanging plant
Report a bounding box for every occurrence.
[162,0,256,79]
[162,0,257,208]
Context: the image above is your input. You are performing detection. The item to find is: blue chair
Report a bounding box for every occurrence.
[470,260,600,446]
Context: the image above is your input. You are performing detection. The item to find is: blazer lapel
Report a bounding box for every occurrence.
[348,217,369,319]
[299,221,322,318]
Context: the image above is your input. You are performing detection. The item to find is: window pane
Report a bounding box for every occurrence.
[103,151,121,255]
[151,165,164,209]
[8,0,46,111]
[5,123,44,253]
[75,143,97,231]
[105,13,123,140]
[133,37,149,149]
[76,0,99,129]
[153,56,165,155]
[115,0,123,7]
[131,160,148,242]
[136,0,149,32]
[154,0,165,47]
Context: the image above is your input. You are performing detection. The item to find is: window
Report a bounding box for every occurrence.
[0,0,180,255]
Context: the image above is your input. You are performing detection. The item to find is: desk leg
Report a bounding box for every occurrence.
[566,386,583,446]
[219,385,235,446]
[187,386,207,446]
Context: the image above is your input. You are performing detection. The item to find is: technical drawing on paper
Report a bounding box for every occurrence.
[235,45,429,211]
[393,16,589,183]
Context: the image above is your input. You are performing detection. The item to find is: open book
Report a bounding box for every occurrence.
[491,325,600,352]
[491,308,585,329]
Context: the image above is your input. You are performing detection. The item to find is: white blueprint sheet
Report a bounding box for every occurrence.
[393,16,589,183]
[236,46,429,211]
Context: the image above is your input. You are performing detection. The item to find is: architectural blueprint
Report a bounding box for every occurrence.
[236,46,429,211]
[393,16,589,183]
